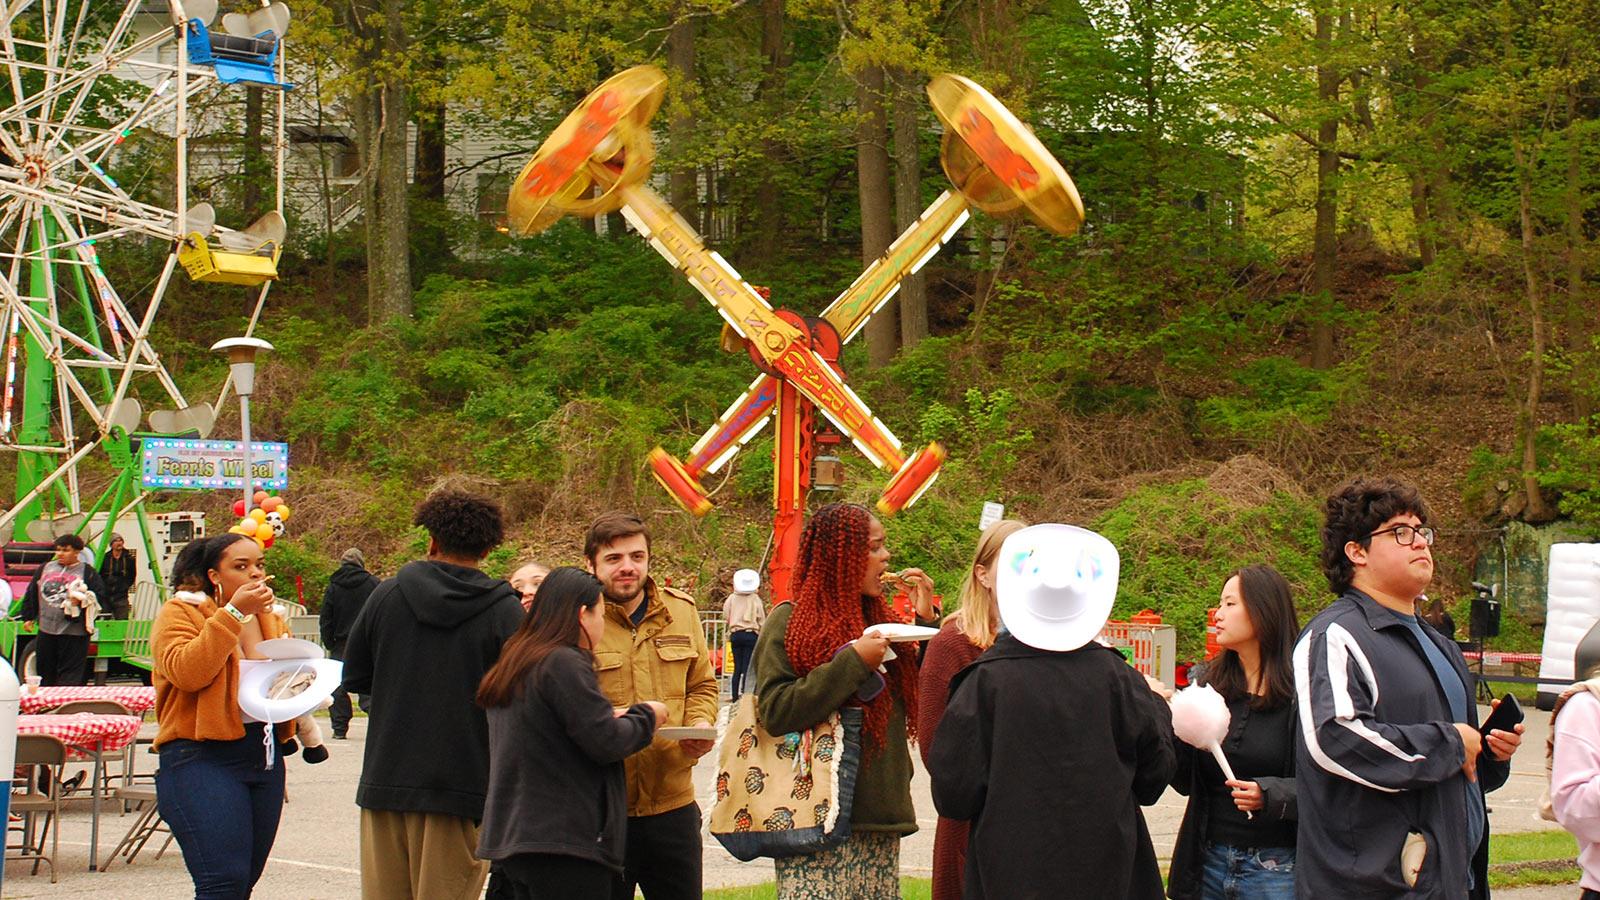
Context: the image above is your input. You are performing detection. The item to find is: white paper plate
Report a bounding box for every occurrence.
[657,726,716,741]
[865,623,939,643]
[253,637,325,660]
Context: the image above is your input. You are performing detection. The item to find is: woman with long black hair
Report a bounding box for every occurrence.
[475,567,663,899]
[1167,564,1301,900]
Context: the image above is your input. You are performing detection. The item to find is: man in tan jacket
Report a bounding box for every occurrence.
[585,512,718,900]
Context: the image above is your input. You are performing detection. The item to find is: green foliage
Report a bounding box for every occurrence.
[1537,419,1600,530]
[267,537,331,613]
[1196,357,1362,442]
[1093,479,1326,659]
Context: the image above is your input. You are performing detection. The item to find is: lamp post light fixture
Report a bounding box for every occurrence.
[210,337,274,513]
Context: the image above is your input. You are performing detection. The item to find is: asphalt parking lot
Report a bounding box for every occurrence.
[0,703,1581,898]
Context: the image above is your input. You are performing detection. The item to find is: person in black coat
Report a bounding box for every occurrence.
[340,491,524,899]
[929,524,1176,900]
[97,533,136,618]
[475,567,662,899]
[321,548,379,738]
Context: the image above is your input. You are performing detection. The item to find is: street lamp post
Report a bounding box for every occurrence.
[210,337,274,513]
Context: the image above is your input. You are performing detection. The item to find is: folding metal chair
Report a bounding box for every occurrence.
[7,734,68,882]
[99,784,173,871]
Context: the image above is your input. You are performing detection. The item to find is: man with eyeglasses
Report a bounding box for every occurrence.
[1293,478,1524,898]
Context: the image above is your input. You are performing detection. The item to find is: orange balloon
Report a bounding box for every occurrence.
[253,490,268,505]
[261,496,283,513]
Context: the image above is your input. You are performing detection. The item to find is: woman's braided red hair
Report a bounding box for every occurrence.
[784,503,918,756]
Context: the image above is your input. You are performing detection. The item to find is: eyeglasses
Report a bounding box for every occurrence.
[1367,524,1435,547]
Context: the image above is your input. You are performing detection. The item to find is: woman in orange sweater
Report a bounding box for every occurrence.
[153,533,290,899]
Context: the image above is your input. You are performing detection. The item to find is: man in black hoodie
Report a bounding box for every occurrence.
[341,490,523,900]
[320,547,380,738]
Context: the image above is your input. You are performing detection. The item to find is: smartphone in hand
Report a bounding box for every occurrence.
[1479,692,1524,738]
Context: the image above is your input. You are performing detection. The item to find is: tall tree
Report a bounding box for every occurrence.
[1308,5,1339,370]
[892,69,928,348]
[346,0,413,322]
[856,63,897,367]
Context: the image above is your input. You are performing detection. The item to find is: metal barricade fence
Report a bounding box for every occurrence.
[1100,620,1177,687]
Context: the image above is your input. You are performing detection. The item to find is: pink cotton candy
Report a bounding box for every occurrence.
[1170,684,1251,817]
[1171,684,1231,749]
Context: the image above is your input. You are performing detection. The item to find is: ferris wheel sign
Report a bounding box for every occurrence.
[140,438,288,492]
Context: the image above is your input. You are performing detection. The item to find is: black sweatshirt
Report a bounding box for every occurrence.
[477,647,657,871]
[341,559,523,822]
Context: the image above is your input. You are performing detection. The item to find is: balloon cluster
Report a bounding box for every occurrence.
[229,490,293,549]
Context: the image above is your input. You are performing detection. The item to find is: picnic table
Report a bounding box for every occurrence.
[19,684,156,715]
[16,712,143,871]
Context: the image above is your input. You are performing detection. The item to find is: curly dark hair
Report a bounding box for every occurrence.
[415,490,505,559]
[1321,477,1431,595]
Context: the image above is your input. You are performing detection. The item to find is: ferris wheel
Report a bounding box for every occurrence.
[0,0,291,547]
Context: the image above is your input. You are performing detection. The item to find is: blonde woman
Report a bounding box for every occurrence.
[915,518,1026,900]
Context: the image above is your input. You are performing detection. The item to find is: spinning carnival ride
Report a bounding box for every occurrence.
[509,66,1084,601]
[0,0,291,556]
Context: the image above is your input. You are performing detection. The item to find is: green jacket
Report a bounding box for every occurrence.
[752,602,918,835]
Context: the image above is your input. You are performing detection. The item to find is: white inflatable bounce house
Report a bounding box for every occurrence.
[1538,542,1600,710]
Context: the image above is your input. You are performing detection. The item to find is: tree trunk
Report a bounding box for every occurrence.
[754,0,787,260]
[1564,85,1591,420]
[1409,171,1435,267]
[892,70,928,349]
[1513,134,1554,522]
[412,95,450,273]
[856,64,897,367]
[1309,9,1339,370]
[667,9,697,218]
[241,86,265,220]
[353,0,412,323]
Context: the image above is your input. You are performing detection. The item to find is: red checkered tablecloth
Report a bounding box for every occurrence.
[17,713,142,754]
[19,685,157,715]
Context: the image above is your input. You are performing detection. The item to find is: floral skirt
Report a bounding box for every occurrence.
[774,831,900,900]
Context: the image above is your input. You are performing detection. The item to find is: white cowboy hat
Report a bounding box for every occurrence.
[238,638,341,723]
[995,523,1119,652]
[733,568,761,593]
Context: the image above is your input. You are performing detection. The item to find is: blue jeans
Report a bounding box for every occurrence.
[157,724,286,899]
[1199,843,1296,900]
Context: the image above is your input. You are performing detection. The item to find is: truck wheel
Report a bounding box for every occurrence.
[16,642,37,681]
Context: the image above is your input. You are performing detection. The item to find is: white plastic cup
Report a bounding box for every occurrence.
[24,674,40,695]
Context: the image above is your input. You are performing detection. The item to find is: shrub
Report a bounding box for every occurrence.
[1093,476,1325,659]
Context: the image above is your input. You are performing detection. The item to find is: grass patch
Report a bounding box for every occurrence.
[705,878,931,899]
[1487,830,1581,888]
[1490,830,1578,864]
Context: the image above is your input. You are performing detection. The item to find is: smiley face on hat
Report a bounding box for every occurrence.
[995,524,1119,651]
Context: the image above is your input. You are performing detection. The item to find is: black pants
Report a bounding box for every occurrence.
[35,632,89,686]
[107,591,130,619]
[492,854,612,899]
[729,631,758,700]
[611,803,701,900]
[1582,890,1600,900]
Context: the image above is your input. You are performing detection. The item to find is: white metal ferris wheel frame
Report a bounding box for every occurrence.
[0,0,288,532]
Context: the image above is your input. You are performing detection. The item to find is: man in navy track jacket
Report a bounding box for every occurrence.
[1294,478,1524,898]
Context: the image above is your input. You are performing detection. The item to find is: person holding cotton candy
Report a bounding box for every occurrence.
[1165,566,1300,900]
